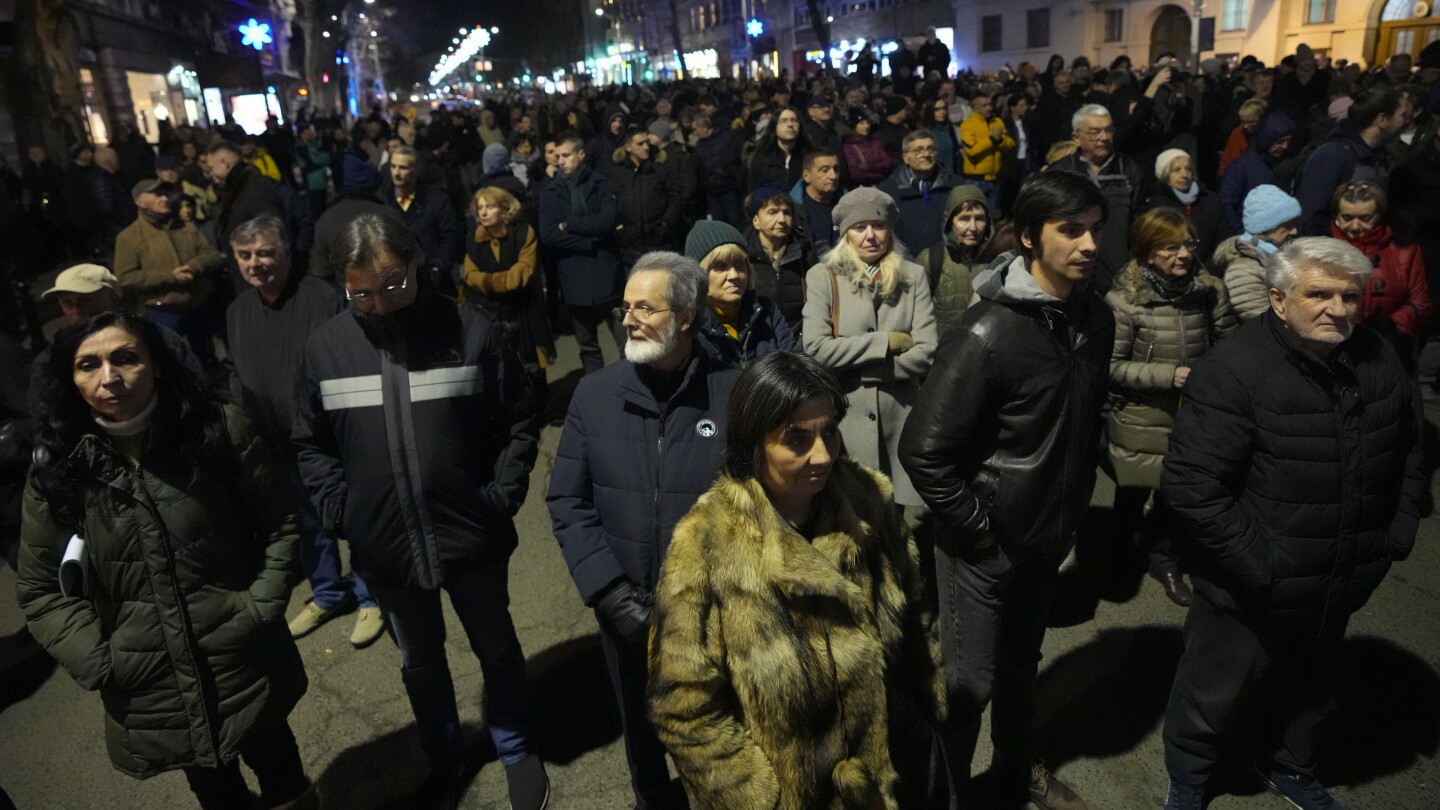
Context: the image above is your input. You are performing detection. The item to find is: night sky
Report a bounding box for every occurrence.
[380,0,583,87]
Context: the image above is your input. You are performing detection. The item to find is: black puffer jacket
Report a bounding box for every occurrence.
[899,254,1114,555]
[293,291,539,589]
[611,150,682,264]
[547,350,740,605]
[1161,312,1424,636]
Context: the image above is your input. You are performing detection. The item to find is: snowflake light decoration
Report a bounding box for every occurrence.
[240,18,273,51]
[746,18,764,37]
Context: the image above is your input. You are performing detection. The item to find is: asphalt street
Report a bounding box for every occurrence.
[1,331,1436,809]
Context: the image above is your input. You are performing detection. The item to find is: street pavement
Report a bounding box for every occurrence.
[1,331,1437,810]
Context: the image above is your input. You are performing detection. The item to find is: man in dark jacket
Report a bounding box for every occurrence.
[1219,112,1296,233]
[1048,104,1145,294]
[90,147,136,256]
[540,135,626,374]
[877,130,959,253]
[1294,86,1413,235]
[548,251,739,810]
[61,144,100,258]
[587,106,629,177]
[293,214,548,810]
[691,114,744,226]
[1157,237,1423,810]
[310,153,402,283]
[612,127,683,266]
[900,171,1112,810]
[209,141,283,255]
[379,145,463,296]
[1031,70,1083,163]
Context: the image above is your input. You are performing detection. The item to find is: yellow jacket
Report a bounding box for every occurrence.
[958,112,1015,180]
[246,148,282,182]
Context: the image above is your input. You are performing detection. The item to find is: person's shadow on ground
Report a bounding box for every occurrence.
[316,634,620,808]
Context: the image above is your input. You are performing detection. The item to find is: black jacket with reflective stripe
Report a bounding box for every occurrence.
[293,291,539,589]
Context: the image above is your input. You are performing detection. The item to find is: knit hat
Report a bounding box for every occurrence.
[647,119,672,140]
[1328,96,1355,122]
[684,219,747,263]
[746,185,790,218]
[341,152,381,195]
[882,95,908,118]
[482,142,509,174]
[833,187,899,234]
[846,107,873,129]
[1242,184,1302,235]
[1154,148,1191,181]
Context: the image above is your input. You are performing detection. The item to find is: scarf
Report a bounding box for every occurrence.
[1172,182,1200,205]
[1331,221,1392,260]
[561,164,591,215]
[1241,233,1281,256]
[93,393,158,437]
[1140,265,1198,301]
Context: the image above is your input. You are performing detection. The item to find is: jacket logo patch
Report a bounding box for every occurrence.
[696,419,718,438]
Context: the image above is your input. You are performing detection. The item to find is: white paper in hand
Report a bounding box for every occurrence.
[59,534,89,598]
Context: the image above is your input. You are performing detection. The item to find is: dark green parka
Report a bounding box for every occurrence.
[915,184,995,335]
[16,404,307,778]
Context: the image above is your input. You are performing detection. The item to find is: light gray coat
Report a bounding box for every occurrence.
[1213,235,1274,323]
[803,258,937,506]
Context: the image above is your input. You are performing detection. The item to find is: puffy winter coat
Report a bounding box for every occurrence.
[1213,235,1274,323]
[17,406,306,777]
[915,184,993,335]
[1219,113,1297,234]
[1331,223,1432,340]
[803,258,937,506]
[1104,262,1238,489]
[1161,312,1424,635]
[548,350,740,606]
[693,129,744,194]
[695,292,797,367]
[293,292,539,589]
[649,459,945,810]
[900,254,1114,555]
[747,144,805,194]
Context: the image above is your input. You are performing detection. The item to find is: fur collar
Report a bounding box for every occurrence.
[1112,260,1222,306]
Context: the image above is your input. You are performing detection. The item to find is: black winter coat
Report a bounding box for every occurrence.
[310,196,404,282]
[216,163,283,251]
[900,255,1114,555]
[293,292,539,589]
[547,350,740,605]
[379,181,464,295]
[744,227,815,333]
[694,130,744,194]
[746,145,803,194]
[694,292,798,367]
[611,153,683,264]
[877,165,960,255]
[1141,187,1233,270]
[539,168,625,306]
[1161,312,1424,635]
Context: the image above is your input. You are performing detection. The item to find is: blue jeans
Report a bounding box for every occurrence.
[289,466,373,610]
[963,178,1003,213]
[368,561,532,766]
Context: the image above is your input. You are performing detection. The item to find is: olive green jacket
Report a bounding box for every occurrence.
[16,405,306,778]
[915,184,994,335]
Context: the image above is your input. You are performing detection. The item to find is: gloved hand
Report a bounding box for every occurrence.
[596,581,653,645]
[888,331,914,354]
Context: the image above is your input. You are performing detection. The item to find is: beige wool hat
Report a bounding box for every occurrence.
[44,264,120,297]
[832,187,899,234]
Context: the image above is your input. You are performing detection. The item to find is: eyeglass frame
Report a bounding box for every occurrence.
[1155,240,1201,256]
[345,273,410,304]
[612,304,672,322]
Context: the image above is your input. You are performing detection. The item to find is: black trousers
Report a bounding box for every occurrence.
[1113,486,1180,571]
[183,720,309,810]
[596,613,688,810]
[1162,594,1344,785]
[570,304,624,375]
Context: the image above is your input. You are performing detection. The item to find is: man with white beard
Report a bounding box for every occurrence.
[548,251,741,810]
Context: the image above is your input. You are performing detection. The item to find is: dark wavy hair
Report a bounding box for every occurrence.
[754,105,812,159]
[32,312,233,519]
[722,351,848,481]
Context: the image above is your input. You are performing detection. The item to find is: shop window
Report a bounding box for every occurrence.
[1027,9,1050,49]
[1104,8,1124,42]
[982,15,1002,52]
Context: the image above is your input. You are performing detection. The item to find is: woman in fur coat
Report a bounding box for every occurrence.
[648,351,945,810]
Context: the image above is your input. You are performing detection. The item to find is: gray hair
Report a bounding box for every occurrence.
[901,129,937,152]
[628,251,705,323]
[338,213,420,274]
[1072,103,1112,135]
[1266,236,1374,295]
[391,144,420,161]
[229,214,289,253]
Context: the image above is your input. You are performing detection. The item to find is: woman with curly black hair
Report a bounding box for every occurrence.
[18,311,315,810]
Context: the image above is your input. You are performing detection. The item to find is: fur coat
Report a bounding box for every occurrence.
[648,458,945,810]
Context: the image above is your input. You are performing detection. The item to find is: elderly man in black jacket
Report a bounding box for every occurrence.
[548,251,739,810]
[1157,237,1424,810]
[899,171,1112,810]
[293,214,548,810]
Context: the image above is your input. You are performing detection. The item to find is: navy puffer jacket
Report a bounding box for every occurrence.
[695,292,797,368]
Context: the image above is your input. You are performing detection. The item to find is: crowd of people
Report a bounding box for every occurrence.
[1,31,1437,810]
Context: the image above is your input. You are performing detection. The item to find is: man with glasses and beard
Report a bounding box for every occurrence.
[548,251,740,810]
[293,214,548,810]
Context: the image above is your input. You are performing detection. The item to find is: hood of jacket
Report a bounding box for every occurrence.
[973,252,1066,306]
[939,183,994,260]
[1252,112,1297,152]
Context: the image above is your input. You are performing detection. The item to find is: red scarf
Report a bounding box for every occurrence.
[1331,221,1392,259]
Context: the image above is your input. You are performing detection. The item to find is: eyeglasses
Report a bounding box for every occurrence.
[345,274,409,304]
[907,145,938,155]
[612,304,671,321]
[1157,241,1200,256]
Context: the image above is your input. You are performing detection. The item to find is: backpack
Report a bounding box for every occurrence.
[1273,137,1377,195]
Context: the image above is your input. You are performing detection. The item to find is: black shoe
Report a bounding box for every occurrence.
[1151,567,1193,607]
[420,759,464,810]
[1255,765,1350,810]
[505,754,550,810]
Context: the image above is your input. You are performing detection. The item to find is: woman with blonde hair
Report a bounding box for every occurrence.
[682,220,797,367]
[802,187,937,509]
[463,185,555,393]
[1106,207,1237,606]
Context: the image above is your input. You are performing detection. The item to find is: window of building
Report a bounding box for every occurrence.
[1027,9,1050,49]
[1305,0,1336,24]
[981,14,1002,52]
[1222,0,1247,31]
[1104,8,1124,42]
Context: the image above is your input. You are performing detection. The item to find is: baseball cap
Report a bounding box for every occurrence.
[132,178,163,199]
[43,264,120,298]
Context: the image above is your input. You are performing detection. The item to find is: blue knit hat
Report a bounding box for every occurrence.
[342,152,381,195]
[1242,184,1302,235]
[684,219,746,263]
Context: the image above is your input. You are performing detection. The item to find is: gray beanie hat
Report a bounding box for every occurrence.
[832,187,899,234]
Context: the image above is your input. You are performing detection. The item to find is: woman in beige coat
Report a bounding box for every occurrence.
[1107,208,1238,606]
[802,187,937,507]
